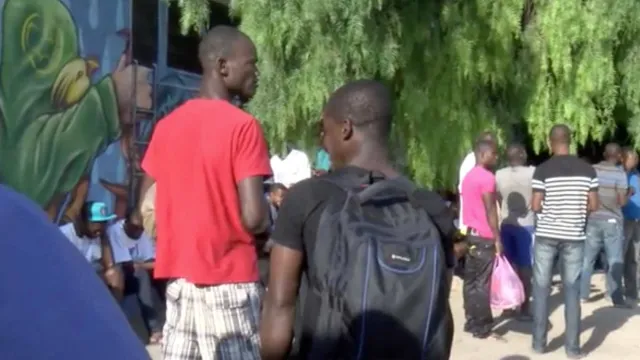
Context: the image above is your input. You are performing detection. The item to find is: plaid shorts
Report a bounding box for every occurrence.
[161,279,262,360]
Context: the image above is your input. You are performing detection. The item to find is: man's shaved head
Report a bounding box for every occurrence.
[323,79,393,143]
[506,143,527,166]
[198,25,250,69]
[549,124,571,145]
[197,25,258,103]
[474,139,498,168]
[603,142,622,162]
[604,142,621,155]
[476,131,496,144]
[474,139,495,155]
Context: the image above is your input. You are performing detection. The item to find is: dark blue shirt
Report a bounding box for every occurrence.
[0,186,149,360]
[624,170,640,220]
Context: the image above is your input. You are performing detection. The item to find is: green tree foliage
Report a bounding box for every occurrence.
[175,0,640,188]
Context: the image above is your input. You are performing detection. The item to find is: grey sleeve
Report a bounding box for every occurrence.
[617,171,629,193]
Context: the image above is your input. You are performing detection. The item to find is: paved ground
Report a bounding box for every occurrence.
[147,273,640,359]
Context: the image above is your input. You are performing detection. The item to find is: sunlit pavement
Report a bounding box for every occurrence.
[147,274,640,360]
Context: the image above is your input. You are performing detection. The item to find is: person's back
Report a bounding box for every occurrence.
[580,146,630,308]
[495,144,535,319]
[260,80,454,360]
[534,155,597,240]
[148,98,268,284]
[496,165,535,227]
[460,165,496,239]
[591,161,627,221]
[530,124,598,358]
[0,185,149,360]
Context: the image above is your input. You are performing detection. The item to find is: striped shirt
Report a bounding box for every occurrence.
[532,155,598,241]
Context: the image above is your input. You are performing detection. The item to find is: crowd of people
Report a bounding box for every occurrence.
[2,23,639,360]
[456,128,640,359]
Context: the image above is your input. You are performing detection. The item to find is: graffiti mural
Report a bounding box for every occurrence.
[0,0,201,223]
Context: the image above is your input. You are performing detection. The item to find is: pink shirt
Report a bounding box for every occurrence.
[461,166,496,239]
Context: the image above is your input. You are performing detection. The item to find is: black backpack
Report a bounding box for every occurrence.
[305,174,452,360]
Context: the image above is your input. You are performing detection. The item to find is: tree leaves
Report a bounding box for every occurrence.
[175,0,640,188]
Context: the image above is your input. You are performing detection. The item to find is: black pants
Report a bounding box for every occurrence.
[122,268,163,334]
[463,235,495,334]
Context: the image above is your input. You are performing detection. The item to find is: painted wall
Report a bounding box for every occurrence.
[0,0,200,223]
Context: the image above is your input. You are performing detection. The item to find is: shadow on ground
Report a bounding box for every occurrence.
[493,286,563,336]
[546,305,640,353]
[491,281,639,355]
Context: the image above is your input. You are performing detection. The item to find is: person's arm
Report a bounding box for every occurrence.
[262,246,303,360]
[234,119,272,234]
[617,172,629,206]
[134,236,156,270]
[531,166,545,213]
[138,175,156,212]
[495,171,504,207]
[417,190,457,293]
[260,183,310,360]
[587,168,600,213]
[481,194,501,249]
[417,191,456,268]
[100,232,116,272]
[480,174,500,246]
[238,178,270,234]
[134,261,155,270]
[140,183,157,238]
[100,232,124,298]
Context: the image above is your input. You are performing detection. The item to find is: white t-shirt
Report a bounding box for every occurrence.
[107,220,155,263]
[457,152,476,228]
[58,223,130,265]
[270,149,311,188]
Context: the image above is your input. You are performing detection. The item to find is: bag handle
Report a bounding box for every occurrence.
[356,176,418,205]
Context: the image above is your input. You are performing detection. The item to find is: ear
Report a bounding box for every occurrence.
[218,57,229,77]
[342,119,354,140]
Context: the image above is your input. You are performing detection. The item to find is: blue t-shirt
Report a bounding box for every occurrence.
[624,170,640,220]
[0,185,149,360]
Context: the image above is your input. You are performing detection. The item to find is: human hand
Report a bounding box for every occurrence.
[495,239,503,255]
[453,242,468,259]
[104,266,123,290]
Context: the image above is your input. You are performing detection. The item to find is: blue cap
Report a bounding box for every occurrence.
[88,202,116,222]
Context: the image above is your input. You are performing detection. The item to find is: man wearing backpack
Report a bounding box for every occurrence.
[260,80,455,360]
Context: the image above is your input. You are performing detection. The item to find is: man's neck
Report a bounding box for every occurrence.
[199,77,231,101]
[552,147,570,156]
[347,153,397,178]
[602,159,617,166]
